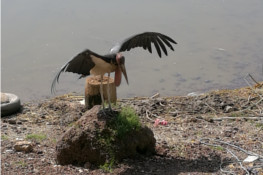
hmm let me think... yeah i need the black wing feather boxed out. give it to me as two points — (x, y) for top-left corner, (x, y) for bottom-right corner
(159, 36), (175, 51)
(152, 38), (162, 57)
(51, 49), (96, 93)
(116, 32), (177, 58)
(146, 36), (152, 53)
(156, 36), (168, 56)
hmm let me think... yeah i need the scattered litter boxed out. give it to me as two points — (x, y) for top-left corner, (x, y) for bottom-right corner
(243, 156), (259, 163)
(79, 99), (85, 105)
(187, 92), (203, 97)
(154, 119), (168, 127)
(151, 93), (160, 99)
(217, 48), (225, 51)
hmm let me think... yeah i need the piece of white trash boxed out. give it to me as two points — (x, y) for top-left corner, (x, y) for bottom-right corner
(79, 99), (85, 105)
(243, 156), (259, 163)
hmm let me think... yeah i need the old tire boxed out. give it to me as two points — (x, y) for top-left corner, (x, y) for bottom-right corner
(1, 93), (21, 117)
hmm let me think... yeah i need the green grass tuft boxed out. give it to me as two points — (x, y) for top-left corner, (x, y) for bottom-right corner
(99, 158), (115, 173)
(113, 107), (141, 138)
(255, 123), (263, 129)
(15, 160), (27, 167)
(1, 134), (9, 141)
(26, 133), (47, 142)
(97, 106), (141, 170)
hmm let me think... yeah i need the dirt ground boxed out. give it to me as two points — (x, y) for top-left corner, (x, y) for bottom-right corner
(1, 85), (263, 175)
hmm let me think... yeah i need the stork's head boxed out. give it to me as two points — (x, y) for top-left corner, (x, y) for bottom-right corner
(115, 53), (129, 86)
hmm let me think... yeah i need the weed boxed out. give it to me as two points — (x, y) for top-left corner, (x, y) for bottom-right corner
(208, 145), (224, 151)
(99, 157), (115, 173)
(215, 146), (224, 151)
(229, 111), (245, 117)
(68, 122), (80, 129)
(97, 106), (141, 170)
(68, 122), (75, 127)
(255, 123), (263, 129)
(15, 160), (27, 167)
(26, 133), (47, 142)
(113, 106), (141, 138)
(50, 138), (57, 144)
(113, 107), (141, 138)
(195, 130), (203, 136)
(1, 134), (8, 141)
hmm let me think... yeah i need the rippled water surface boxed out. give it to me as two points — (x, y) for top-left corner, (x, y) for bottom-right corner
(2, 0), (263, 102)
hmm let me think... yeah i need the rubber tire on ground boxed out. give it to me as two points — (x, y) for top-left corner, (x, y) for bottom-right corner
(1, 93), (21, 117)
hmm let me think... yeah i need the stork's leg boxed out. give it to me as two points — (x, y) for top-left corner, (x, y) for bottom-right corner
(100, 75), (105, 109)
(107, 73), (112, 110)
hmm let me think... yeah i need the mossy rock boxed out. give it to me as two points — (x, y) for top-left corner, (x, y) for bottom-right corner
(55, 105), (156, 166)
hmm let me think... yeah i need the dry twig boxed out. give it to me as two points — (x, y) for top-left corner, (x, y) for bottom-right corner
(211, 116), (263, 121)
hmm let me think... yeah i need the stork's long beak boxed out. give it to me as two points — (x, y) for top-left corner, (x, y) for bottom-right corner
(120, 64), (129, 85)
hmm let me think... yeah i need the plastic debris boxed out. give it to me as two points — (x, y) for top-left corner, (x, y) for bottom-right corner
(243, 156), (259, 163)
(154, 119), (168, 127)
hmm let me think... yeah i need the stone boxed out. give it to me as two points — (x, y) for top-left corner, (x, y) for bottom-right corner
(14, 141), (33, 153)
(8, 119), (17, 125)
(55, 105), (156, 166)
(224, 105), (233, 113)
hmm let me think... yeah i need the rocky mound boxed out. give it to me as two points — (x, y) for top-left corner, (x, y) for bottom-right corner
(55, 105), (156, 166)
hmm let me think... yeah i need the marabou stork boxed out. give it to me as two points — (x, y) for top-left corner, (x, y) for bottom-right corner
(51, 32), (177, 110)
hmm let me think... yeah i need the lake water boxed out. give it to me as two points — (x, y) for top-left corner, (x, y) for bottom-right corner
(2, 0), (263, 102)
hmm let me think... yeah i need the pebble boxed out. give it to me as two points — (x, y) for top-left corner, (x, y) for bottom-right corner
(16, 138), (24, 141)
(8, 119), (16, 125)
(4, 149), (13, 153)
(2, 124), (7, 128)
(19, 119), (28, 122)
(225, 106), (233, 113)
(17, 121), (23, 125)
(14, 141), (33, 153)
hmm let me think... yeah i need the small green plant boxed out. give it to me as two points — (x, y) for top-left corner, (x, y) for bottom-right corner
(113, 106), (141, 138)
(26, 133), (47, 142)
(229, 111), (246, 117)
(68, 122), (80, 129)
(208, 145), (224, 151)
(1, 134), (9, 141)
(97, 106), (141, 171)
(99, 158), (115, 173)
(15, 160), (27, 167)
(255, 123), (263, 129)
(214, 146), (224, 151)
(68, 122), (75, 127)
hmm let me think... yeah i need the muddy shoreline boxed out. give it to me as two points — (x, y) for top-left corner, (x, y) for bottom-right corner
(1, 85), (263, 174)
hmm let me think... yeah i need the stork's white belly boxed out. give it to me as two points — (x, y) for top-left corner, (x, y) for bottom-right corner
(90, 55), (116, 75)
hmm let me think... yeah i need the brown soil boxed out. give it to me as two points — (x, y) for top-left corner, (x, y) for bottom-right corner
(1, 85), (263, 175)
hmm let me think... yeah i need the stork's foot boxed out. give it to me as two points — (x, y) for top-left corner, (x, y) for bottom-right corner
(98, 106), (116, 118)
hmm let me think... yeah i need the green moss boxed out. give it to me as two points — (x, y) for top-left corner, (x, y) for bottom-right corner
(112, 106), (141, 138)
(97, 106), (141, 171)
(26, 133), (47, 142)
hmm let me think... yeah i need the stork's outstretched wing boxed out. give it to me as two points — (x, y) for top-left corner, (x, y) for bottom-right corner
(51, 49), (97, 93)
(110, 32), (177, 58)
